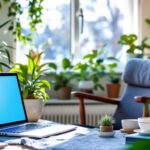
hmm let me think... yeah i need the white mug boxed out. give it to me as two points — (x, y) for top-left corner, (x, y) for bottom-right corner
(121, 119), (139, 130)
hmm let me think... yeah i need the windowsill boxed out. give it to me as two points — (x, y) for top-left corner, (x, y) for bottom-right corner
(45, 99), (113, 105)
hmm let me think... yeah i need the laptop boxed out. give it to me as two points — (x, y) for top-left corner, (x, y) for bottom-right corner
(0, 73), (76, 138)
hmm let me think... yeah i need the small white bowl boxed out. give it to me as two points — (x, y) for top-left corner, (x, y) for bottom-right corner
(138, 117), (150, 132)
(121, 119), (139, 130)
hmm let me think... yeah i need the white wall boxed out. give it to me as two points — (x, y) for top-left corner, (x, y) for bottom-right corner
(139, 0), (150, 56)
(139, 0), (150, 37)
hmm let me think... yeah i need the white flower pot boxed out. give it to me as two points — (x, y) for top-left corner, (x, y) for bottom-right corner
(23, 99), (43, 122)
(78, 80), (94, 89)
(78, 80), (94, 93)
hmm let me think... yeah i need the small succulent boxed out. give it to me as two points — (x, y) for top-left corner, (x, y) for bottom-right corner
(99, 115), (113, 126)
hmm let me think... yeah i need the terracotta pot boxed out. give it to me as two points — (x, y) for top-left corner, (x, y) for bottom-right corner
(106, 83), (121, 98)
(100, 126), (113, 132)
(24, 99), (43, 122)
(57, 87), (71, 99)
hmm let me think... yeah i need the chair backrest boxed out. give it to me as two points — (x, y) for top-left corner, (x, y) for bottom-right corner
(114, 58), (150, 129)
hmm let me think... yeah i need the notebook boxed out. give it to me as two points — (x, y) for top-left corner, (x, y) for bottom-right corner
(125, 133), (150, 144)
(0, 73), (76, 138)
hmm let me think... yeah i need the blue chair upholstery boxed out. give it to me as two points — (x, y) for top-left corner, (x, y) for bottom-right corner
(72, 58), (150, 129)
(114, 58), (150, 129)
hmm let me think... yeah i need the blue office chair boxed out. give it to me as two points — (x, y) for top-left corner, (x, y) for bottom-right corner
(72, 58), (150, 129)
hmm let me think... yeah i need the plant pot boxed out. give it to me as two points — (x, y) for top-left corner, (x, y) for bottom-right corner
(78, 80), (94, 93)
(100, 126), (113, 132)
(23, 99), (43, 122)
(57, 87), (71, 99)
(106, 83), (121, 98)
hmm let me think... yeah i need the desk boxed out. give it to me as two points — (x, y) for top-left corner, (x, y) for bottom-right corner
(0, 122), (127, 150)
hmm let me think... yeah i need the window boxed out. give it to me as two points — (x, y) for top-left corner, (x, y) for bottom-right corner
(16, 0), (71, 63)
(16, 0), (138, 64)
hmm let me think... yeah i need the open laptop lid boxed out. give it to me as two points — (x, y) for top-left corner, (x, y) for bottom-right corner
(0, 73), (27, 127)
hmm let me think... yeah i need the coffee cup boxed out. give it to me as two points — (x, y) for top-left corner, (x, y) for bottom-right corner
(138, 117), (150, 132)
(121, 119), (139, 130)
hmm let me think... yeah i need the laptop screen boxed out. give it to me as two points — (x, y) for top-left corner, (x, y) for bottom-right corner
(0, 73), (27, 126)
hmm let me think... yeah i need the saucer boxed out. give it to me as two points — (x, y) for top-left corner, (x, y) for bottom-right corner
(120, 128), (135, 134)
(99, 131), (115, 137)
(134, 129), (150, 135)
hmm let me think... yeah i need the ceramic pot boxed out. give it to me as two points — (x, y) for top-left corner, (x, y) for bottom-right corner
(57, 87), (71, 99)
(100, 126), (113, 132)
(78, 80), (94, 93)
(24, 99), (43, 122)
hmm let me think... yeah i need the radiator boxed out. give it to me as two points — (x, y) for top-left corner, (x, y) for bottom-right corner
(41, 102), (116, 126)
(42, 113), (112, 126)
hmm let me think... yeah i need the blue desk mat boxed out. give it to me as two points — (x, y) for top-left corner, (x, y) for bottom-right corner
(0, 121), (126, 150)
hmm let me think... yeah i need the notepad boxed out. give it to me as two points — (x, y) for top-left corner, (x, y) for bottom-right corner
(126, 133), (150, 144)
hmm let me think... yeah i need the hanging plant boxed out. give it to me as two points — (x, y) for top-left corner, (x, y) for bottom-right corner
(0, 0), (44, 44)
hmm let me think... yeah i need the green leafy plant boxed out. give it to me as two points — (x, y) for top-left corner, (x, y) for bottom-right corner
(0, 20), (13, 72)
(48, 58), (75, 91)
(127, 140), (150, 150)
(9, 50), (50, 100)
(118, 34), (150, 56)
(0, 42), (12, 72)
(0, 0), (44, 44)
(74, 49), (106, 91)
(118, 18), (150, 57)
(99, 114), (113, 126)
(106, 57), (120, 83)
(74, 49), (119, 91)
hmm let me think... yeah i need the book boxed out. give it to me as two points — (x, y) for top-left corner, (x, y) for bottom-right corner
(126, 133), (150, 144)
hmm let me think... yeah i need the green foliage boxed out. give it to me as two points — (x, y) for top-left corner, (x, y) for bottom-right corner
(127, 140), (150, 150)
(0, 20), (13, 72)
(74, 49), (106, 91)
(118, 34), (150, 55)
(0, 0), (44, 44)
(145, 18), (150, 26)
(99, 115), (113, 126)
(48, 58), (75, 91)
(74, 49), (119, 91)
(9, 50), (50, 100)
(0, 42), (12, 72)
(118, 18), (150, 56)
(106, 57), (120, 83)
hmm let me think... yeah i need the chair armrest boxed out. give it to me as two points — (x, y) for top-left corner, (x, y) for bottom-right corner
(135, 96), (150, 117)
(72, 91), (120, 105)
(71, 91), (120, 125)
(135, 96), (150, 103)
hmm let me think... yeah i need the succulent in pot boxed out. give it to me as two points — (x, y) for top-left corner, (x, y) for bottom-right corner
(9, 50), (51, 121)
(99, 114), (113, 132)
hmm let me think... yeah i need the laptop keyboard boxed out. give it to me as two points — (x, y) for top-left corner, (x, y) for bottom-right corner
(0, 123), (52, 133)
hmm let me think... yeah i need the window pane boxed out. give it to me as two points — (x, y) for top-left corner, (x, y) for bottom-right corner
(16, 0), (71, 63)
(79, 0), (135, 59)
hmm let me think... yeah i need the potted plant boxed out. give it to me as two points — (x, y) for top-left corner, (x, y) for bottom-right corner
(9, 50), (50, 122)
(73, 62), (94, 93)
(74, 49), (106, 93)
(99, 114), (113, 133)
(48, 58), (74, 99)
(106, 58), (121, 98)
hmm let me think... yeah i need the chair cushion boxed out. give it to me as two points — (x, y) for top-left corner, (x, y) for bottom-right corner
(123, 58), (150, 87)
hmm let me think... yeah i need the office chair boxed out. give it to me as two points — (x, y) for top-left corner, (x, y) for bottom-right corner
(72, 58), (150, 129)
